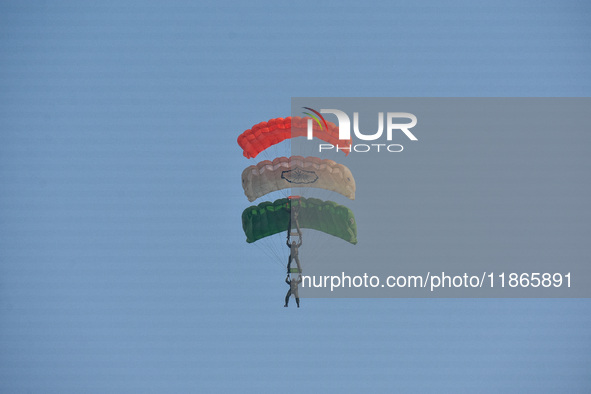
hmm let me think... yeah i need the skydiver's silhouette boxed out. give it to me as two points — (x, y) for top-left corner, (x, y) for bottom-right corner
(286, 210), (302, 274)
(286, 238), (302, 274)
(284, 274), (302, 308)
(285, 206), (302, 307)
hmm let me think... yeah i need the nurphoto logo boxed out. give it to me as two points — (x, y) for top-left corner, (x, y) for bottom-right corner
(304, 107), (418, 153)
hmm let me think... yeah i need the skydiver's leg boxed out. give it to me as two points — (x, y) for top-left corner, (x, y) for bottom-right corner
(287, 254), (292, 273)
(294, 255), (302, 273)
(284, 289), (291, 307)
(294, 288), (300, 308)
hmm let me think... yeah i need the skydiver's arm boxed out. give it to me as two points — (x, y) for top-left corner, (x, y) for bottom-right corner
(286, 239), (291, 248)
(285, 276), (290, 284)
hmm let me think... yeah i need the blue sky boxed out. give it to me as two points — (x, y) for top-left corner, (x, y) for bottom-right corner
(1, 0), (590, 392)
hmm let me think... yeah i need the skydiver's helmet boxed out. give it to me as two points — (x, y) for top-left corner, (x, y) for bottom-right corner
(291, 241), (297, 248)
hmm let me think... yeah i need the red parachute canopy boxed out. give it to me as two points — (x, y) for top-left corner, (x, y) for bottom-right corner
(237, 116), (351, 159)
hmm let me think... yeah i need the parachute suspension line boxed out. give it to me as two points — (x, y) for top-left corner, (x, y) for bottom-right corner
(252, 239), (287, 270)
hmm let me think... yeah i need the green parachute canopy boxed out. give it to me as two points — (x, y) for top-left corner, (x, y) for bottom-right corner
(242, 197), (357, 244)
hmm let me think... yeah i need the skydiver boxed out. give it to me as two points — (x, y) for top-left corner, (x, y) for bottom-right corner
(286, 236), (302, 274)
(286, 207), (302, 241)
(286, 210), (303, 274)
(284, 274), (302, 308)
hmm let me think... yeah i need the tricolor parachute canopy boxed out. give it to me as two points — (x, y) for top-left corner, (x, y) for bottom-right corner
(242, 197), (357, 244)
(241, 156), (356, 202)
(237, 117), (352, 159)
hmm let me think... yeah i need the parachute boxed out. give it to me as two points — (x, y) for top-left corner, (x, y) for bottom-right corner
(241, 156), (356, 202)
(242, 197), (357, 245)
(237, 116), (352, 159)
(238, 114), (358, 299)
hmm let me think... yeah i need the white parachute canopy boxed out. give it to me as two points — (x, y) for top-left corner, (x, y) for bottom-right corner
(241, 156), (356, 202)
